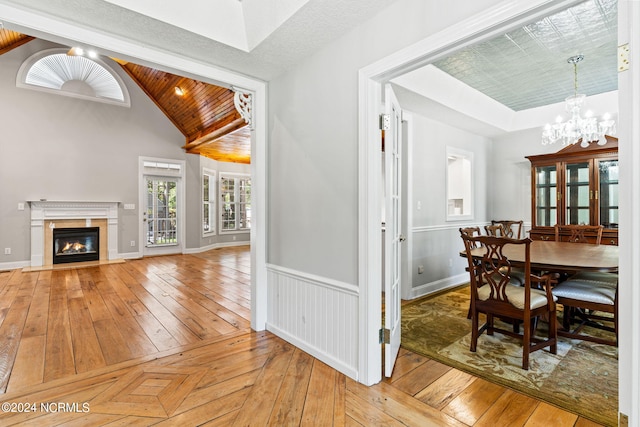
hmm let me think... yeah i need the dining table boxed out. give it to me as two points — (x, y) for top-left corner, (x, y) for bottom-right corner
(462, 240), (618, 274)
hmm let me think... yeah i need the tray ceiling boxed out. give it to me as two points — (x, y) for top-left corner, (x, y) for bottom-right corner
(431, 0), (617, 111)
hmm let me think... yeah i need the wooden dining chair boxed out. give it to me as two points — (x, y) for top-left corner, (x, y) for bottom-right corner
(485, 223), (525, 285)
(484, 224), (505, 237)
(552, 271), (618, 346)
(460, 233), (557, 370)
(491, 220), (524, 239)
(554, 224), (603, 244)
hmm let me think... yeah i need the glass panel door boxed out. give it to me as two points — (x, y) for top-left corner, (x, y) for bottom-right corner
(598, 160), (619, 229)
(565, 162), (590, 225)
(145, 178), (178, 246)
(534, 165), (557, 226)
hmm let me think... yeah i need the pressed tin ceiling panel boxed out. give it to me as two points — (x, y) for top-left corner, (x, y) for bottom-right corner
(432, 0), (617, 111)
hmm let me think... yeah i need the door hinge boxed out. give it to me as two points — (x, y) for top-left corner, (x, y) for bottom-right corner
(380, 114), (390, 130)
(379, 328), (390, 344)
(618, 43), (630, 72)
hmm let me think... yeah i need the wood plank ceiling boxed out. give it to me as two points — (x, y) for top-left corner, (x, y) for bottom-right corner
(0, 28), (251, 164)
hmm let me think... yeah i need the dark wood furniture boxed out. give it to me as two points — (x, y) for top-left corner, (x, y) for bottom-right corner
(485, 224), (505, 237)
(526, 136), (618, 245)
(554, 224), (603, 244)
(460, 234), (557, 370)
(491, 220), (524, 239)
(462, 240), (618, 275)
(552, 271), (618, 346)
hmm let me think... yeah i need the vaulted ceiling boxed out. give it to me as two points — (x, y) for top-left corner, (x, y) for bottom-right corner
(0, 28), (251, 164)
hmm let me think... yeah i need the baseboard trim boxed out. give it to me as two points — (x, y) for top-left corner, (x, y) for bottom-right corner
(266, 323), (358, 380)
(183, 241), (249, 254)
(408, 273), (469, 300)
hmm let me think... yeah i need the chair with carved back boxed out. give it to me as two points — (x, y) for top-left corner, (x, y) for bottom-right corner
(491, 220), (524, 239)
(460, 233), (557, 370)
(486, 223), (525, 285)
(554, 224), (603, 244)
(460, 227), (482, 319)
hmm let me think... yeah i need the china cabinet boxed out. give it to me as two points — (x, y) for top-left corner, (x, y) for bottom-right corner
(526, 136), (618, 245)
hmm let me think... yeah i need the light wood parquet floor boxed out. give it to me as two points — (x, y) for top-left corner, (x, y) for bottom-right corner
(0, 246), (603, 426)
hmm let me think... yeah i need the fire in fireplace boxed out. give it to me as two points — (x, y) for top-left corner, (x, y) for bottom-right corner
(52, 227), (100, 264)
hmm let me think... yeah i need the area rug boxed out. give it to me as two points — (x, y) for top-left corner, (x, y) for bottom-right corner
(401, 286), (618, 426)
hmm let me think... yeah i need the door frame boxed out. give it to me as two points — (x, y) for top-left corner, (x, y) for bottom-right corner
(357, 0), (605, 385)
(138, 157), (185, 257)
(0, 3), (268, 331)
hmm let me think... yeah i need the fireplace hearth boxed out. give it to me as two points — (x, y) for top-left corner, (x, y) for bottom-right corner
(53, 227), (100, 264)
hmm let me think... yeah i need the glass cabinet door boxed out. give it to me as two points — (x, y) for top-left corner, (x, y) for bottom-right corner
(534, 165), (557, 226)
(598, 160), (619, 229)
(565, 162), (590, 225)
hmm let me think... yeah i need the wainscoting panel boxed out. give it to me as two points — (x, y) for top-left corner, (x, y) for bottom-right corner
(266, 264), (359, 379)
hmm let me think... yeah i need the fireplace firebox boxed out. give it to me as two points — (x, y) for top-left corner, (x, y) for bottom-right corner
(52, 227), (100, 264)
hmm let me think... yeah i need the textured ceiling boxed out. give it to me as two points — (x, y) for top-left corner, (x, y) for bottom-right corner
(0, 0), (391, 81)
(432, 0), (617, 111)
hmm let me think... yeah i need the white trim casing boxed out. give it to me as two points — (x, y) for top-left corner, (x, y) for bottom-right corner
(617, 1), (640, 423)
(358, 0), (594, 386)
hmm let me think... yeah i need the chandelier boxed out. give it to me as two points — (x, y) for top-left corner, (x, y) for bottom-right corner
(541, 55), (616, 148)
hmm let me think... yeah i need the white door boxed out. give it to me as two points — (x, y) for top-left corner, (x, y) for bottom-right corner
(384, 84), (403, 377)
(143, 176), (182, 256)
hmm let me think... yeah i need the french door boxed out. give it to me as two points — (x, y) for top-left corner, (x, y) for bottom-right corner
(140, 158), (185, 257)
(384, 84), (403, 377)
(145, 177), (178, 247)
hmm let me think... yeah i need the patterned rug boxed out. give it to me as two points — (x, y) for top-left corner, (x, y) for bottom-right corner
(401, 286), (618, 427)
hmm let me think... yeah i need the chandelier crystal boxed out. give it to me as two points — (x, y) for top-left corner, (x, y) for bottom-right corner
(541, 55), (616, 148)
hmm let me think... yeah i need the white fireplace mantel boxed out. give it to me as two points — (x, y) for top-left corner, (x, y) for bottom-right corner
(29, 201), (119, 267)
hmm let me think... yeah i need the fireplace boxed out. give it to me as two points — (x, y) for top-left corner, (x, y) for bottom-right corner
(29, 201), (119, 268)
(52, 227), (100, 264)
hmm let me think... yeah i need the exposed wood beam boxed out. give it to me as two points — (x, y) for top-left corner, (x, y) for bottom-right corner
(183, 117), (247, 151)
(0, 36), (34, 56)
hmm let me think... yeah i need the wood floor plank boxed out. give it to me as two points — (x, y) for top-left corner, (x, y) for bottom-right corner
(0, 247), (605, 426)
(442, 377), (507, 426)
(346, 378), (467, 427)
(21, 271), (51, 338)
(390, 357), (452, 396)
(300, 359), (337, 426)
(474, 389), (539, 427)
(44, 272), (76, 382)
(6, 335), (45, 391)
(231, 340), (296, 426)
(67, 297), (107, 373)
(0, 271), (37, 391)
(268, 348), (314, 426)
(345, 388), (408, 427)
(524, 401), (579, 426)
(76, 273), (112, 322)
(153, 388), (251, 427)
(133, 313), (180, 352)
(93, 318), (136, 365)
(414, 367), (477, 410)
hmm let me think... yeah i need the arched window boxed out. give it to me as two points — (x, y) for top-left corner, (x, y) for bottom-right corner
(16, 48), (130, 107)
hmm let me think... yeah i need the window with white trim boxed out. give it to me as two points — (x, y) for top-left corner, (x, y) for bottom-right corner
(203, 169), (216, 235)
(220, 174), (251, 232)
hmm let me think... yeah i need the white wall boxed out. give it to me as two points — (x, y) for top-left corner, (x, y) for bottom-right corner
(405, 112), (492, 298)
(266, 0), (504, 379)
